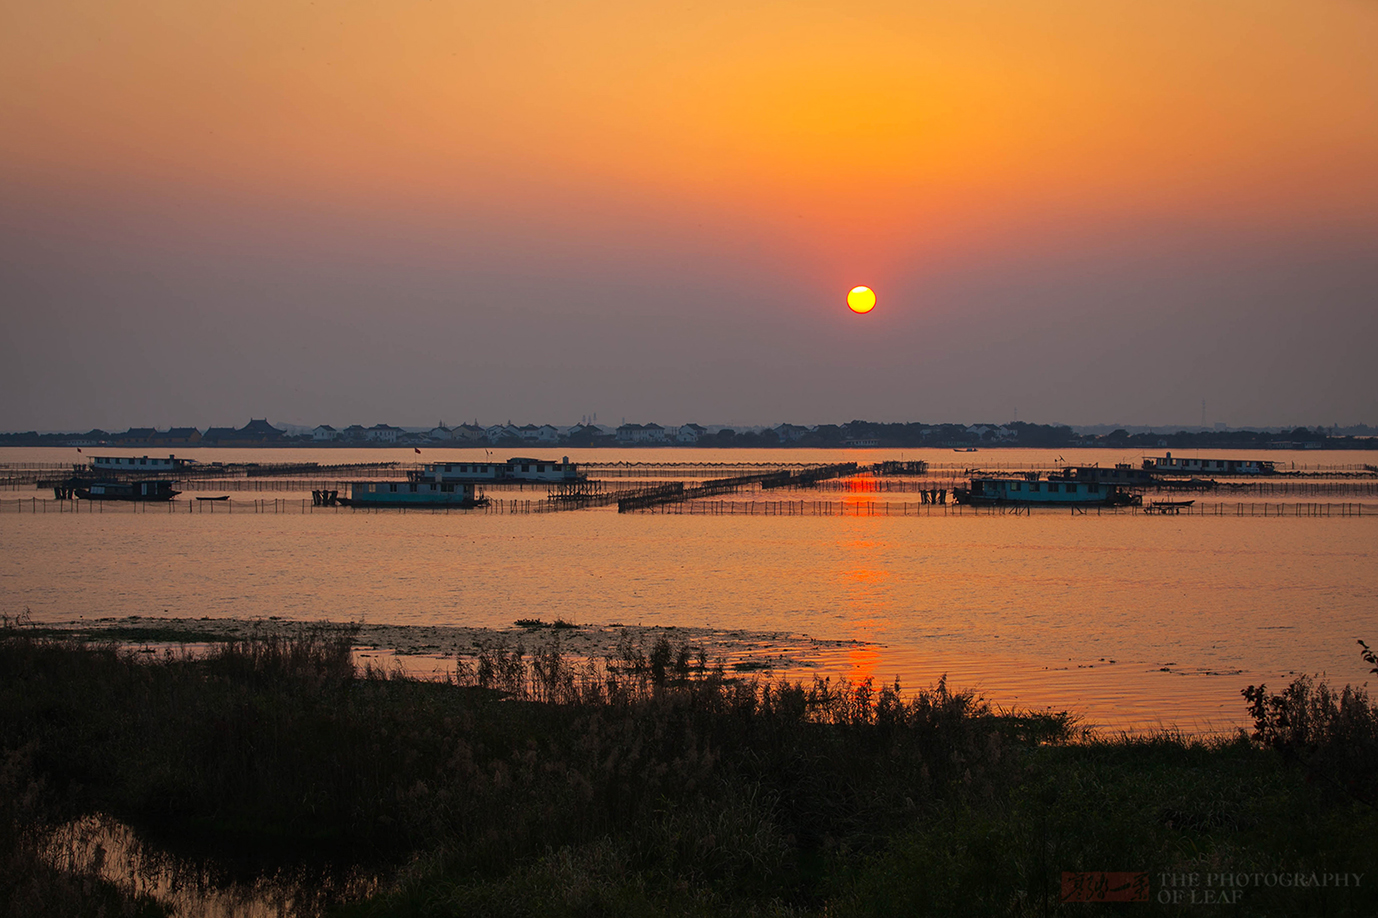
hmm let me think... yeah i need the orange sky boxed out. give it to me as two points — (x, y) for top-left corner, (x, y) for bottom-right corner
(8, 3), (1375, 227)
(2, 0), (1377, 428)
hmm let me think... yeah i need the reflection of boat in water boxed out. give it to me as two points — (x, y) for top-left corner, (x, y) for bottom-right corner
(72, 480), (180, 502)
(953, 471), (1141, 508)
(953, 448), (979, 452)
(1144, 499), (1195, 515)
(340, 480), (489, 509)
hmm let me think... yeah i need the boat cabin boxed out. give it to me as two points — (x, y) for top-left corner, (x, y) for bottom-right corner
(91, 455), (196, 473)
(956, 475), (1140, 507)
(1142, 453), (1275, 475)
(75, 480), (180, 501)
(421, 456), (581, 483)
(348, 480), (481, 508)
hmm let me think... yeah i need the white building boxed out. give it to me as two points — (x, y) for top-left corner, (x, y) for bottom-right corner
(429, 426), (454, 441)
(312, 425), (339, 442)
(455, 423), (486, 442)
(773, 423), (809, 443)
(616, 423), (667, 444)
(365, 424), (401, 443)
(676, 423), (706, 444)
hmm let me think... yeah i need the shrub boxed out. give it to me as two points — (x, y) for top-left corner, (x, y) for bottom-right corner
(1241, 641), (1378, 806)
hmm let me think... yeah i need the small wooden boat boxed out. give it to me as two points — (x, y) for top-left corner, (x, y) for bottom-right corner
(195, 495), (231, 501)
(1144, 499), (1195, 515)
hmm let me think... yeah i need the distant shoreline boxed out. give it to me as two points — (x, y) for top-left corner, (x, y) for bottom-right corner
(2, 437), (1375, 450)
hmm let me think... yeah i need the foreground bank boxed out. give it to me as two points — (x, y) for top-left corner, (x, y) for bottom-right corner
(1, 623), (1375, 917)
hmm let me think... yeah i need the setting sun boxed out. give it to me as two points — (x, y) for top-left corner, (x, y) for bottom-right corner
(847, 285), (876, 314)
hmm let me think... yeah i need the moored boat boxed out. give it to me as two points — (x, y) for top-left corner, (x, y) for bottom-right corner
(413, 456), (582, 484)
(90, 455), (197, 474)
(71, 479), (181, 501)
(340, 480), (488, 509)
(1145, 499), (1195, 515)
(953, 472), (1141, 508)
(1143, 452), (1275, 476)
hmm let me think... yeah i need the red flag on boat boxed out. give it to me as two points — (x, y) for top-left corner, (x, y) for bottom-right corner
(76, 447), (82, 453)
(414, 447), (421, 454)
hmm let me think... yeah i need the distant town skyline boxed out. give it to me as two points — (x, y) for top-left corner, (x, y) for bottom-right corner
(3, 1), (1376, 432)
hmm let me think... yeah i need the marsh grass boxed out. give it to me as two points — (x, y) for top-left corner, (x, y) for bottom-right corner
(2, 621), (1376, 917)
(1242, 644), (1378, 808)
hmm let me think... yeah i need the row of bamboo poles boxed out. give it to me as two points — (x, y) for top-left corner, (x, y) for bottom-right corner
(3, 498), (1370, 517)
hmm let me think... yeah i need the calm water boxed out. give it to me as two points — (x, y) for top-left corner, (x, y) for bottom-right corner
(3, 446), (1376, 732)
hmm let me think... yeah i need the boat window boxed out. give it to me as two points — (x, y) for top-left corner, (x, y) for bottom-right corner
(1090, 484), (1100, 493)
(389, 484), (398, 492)
(442, 484), (453, 493)
(1011, 482), (1021, 491)
(1050, 483), (1060, 493)
(1032, 483), (1041, 491)
(369, 484), (376, 493)
(409, 484), (418, 492)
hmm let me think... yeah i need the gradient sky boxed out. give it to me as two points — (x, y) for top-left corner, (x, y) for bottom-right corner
(3, 0), (1376, 431)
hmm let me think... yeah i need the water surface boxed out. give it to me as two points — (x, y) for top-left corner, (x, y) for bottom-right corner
(3, 446), (1375, 731)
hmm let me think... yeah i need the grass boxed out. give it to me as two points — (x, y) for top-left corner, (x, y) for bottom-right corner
(1, 620), (1375, 917)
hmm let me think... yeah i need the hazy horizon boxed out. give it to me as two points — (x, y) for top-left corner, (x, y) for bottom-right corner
(4, 1), (1376, 432)
(3, 418), (1371, 438)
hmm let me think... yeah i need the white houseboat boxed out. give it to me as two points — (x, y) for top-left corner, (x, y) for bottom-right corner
(416, 456), (582, 484)
(342, 480), (486, 509)
(90, 455), (197, 473)
(1142, 453), (1275, 475)
(954, 473), (1141, 508)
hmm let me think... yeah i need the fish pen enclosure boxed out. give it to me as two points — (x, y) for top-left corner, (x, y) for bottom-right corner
(624, 500), (1373, 517)
(0, 497), (550, 515)
(2, 497), (1372, 518)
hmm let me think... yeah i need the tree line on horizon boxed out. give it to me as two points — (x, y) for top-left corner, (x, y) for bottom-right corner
(0, 419), (1370, 450)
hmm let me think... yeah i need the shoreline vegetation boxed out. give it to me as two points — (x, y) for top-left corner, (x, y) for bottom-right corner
(11, 616), (869, 681)
(2, 619), (1375, 917)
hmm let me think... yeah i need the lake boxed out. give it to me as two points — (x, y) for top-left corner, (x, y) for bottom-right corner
(3, 446), (1375, 732)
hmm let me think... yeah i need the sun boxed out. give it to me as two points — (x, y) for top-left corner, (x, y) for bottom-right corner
(847, 285), (876, 314)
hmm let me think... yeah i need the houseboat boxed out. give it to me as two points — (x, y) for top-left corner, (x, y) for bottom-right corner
(1142, 453), (1275, 476)
(414, 456), (582, 484)
(90, 455), (197, 474)
(341, 480), (487, 509)
(954, 473), (1141, 508)
(1065, 464), (1157, 486)
(72, 479), (181, 501)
